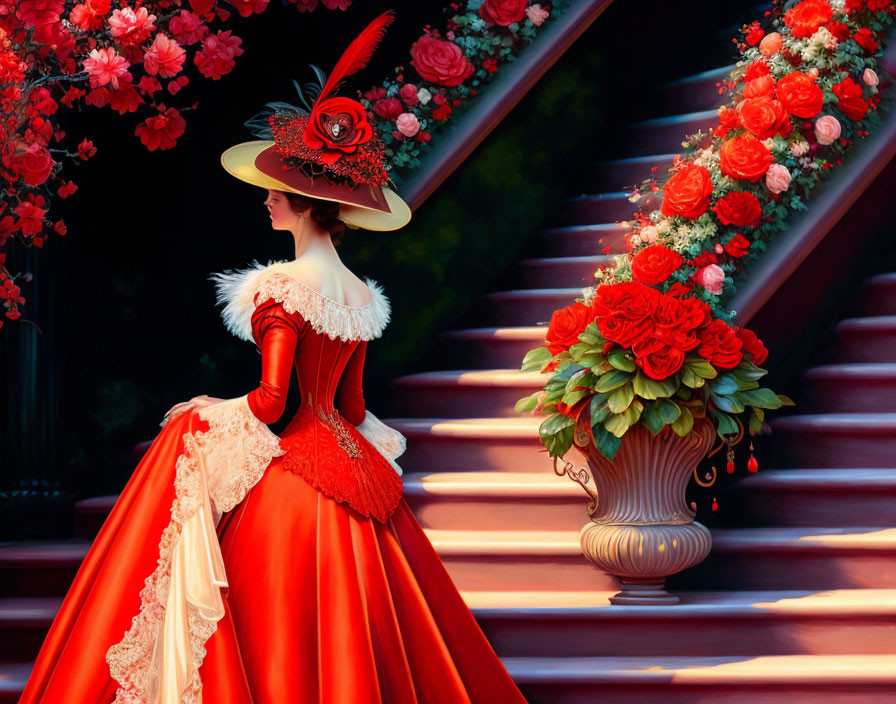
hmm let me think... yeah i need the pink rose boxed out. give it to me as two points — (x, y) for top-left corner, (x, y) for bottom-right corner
(640, 225), (658, 243)
(395, 112), (420, 137)
(790, 140), (809, 156)
(399, 83), (418, 106)
(526, 3), (549, 25)
(759, 32), (783, 56)
(863, 68), (879, 87)
(694, 264), (725, 294)
(814, 115), (841, 145)
(765, 164), (791, 194)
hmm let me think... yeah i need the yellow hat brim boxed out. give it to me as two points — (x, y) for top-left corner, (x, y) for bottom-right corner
(221, 141), (411, 232)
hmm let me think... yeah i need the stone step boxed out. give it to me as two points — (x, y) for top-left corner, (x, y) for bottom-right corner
(802, 364), (896, 413)
(554, 191), (644, 227)
(0, 541), (88, 598)
(771, 413), (896, 469)
(507, 654), (896, 704)
(0, 663), (33, 703)
(853, 272), (896, 317)
(535, 223), (629, 257)
(393, 370), (546, 418)
(0, 597), (61, 662)
(728, 468), (896, 528)
(483, 288), (581, 327)
(387, 417), (551, 474)
(834, 316), (896, 363)
(439, 326), (547, 370)
(626, 109), (718, 157)
(468, 589), (896, 657)
(661, 64), (734, 114)
(592, 153), (676, 192)
(514, 255), (612, 289)
(404, 472), (588, 531)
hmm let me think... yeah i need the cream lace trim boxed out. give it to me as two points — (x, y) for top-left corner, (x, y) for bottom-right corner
(357, 410), (406, 477)
(212, 260), (391, 343)
(106, 396), (283, 704)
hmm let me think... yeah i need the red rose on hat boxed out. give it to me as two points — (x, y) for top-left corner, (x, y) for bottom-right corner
(631, 244), (684, 286)
(833, 77), (869, 121)
(713, 191), (762, 227)
(410, 33), (474, 87)
(739, 96), (791, 140)
(661, 163), (714, 219)
(719, 134), (773, 182)
(783, 0), (833, 38)
(545, 301), (595, 355)
(697, 319), (744, 369)
(775, 72), (823, 118)
(479, 0), (526, 26)
(302, 96), (373, 164)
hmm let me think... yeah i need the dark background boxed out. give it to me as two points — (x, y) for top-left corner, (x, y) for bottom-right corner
(1, 0), (764, 536)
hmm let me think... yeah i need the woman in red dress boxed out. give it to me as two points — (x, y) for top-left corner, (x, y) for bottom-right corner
(19, 12), (528, 704)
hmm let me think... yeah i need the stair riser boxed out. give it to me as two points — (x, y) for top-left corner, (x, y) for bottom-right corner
(518, 683), (896, 704)
(673, 551), (896, 591)
(481, 617), (896, 658)
(834, 331), (896, 363)
(0, 626), (52, 663)
(514, 259), (607, 289)
(537, 225), (629, 256)
(729, 487), (896, 528)
(441, 554), (618, 593)
(400, 435), (553, 473)
(554, 197), (641, 227)
(626, 115), (717, 157)
(441, 335), (545, 370)
(662, 69), (732, 114)
(393, 384), (543, 418)
(773, 429), (896, 469)
(406, 494), (588, 532)
(484, 293), (577, 327)
(592, 156), (675, 192)
(853, 282), (896, 317)
(0, 568), (80, 599)
(802, 375), (896, 413)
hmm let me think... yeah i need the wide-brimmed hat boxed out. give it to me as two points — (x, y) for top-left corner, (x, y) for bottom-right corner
(221, 11), (411, 231)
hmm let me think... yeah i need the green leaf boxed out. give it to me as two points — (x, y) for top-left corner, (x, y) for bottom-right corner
(633, 372), (677, 400)
(711, 410), (739, 438)
(711, 374), (738, 396)
(711, 392), (745, 414)
(778, 394), (796, 407)
(681, 368), (705, 388)
(608, 383), (635, 414)
(552, 362), (586, 383)
(740, 388), (784, 410)
(539, 413), (574, 437)
(589, 392), (609, 418)
(514, 393), (538, 413)
(736, 377), (760, 391)
(543, 424), (574, 458)
(578, 322), (602, 345)
(521, 346), (552, 372)
(749, 409), (764, 435)
(603, 410), (632, 438)
(642, 402), (665, 435)
(607, 348), (636, 372)
(594, 369), (633, 393)
(657, 398), (682, 424)
(670, 406), (694, 437)
(565, 369), (594, 394)
(592, 425), (622, 460)
(736, 360), (767, 381)
(561, 388), (589, 407)
(568, 342), (596, 362)
(687, 360), (718, 379)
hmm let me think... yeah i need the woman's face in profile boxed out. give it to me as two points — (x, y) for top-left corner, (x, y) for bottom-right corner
(264, 189), (299, 230)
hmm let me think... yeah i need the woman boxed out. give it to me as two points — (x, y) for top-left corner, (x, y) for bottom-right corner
(20, 12), (528, 704)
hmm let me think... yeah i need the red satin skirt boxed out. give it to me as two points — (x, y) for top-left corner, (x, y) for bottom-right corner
(19, 411), (527, 704)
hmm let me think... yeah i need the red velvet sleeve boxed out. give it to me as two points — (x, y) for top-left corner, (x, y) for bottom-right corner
(246, 300), (300, 424)
(337, 341), (367, 427)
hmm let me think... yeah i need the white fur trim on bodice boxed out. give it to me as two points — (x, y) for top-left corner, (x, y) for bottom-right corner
(211, 260), (391, 343)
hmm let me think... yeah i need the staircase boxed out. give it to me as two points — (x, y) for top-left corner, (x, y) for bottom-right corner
(3, 55), (896, 704)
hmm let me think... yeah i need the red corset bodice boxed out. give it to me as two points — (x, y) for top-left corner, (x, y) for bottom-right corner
(245, 296), (402, 523)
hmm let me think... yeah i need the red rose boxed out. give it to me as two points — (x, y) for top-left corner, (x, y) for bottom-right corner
(833, 77), (869, 121)
(853, 28), (879, 54)
(697, 319), (744, 369)
(825, 21), (850, 41)
(410, 33), (474, 87)
(734, 326), (768, 365)
(713, 191), (762, 227)
(302, 96), (373, 164)
(783, 0), (833, 38)
(692, 252), (718, 268)
(744, 60), (771, 82)
(743, 75), (775, 100)
(661, 164), (714, 219)
(372, 97), (402, 120)
(479, 0), (526, 26)
(545, 301), (595, 355)
(399, 83), (418, 106)
(666, 281), (692, 297)
(631, 244), (684, 286)
(632, 338), (686, 381)
(746, 26), (764, 46)
(431, 104), (452, 120)
(775, 72), (823, 118)
(653, 294), (709, 352)
(718, 106), (741, 131)
(724, 233), (752, 258)
(17, 143), (55, 186)
(364, 86), (386, 102)
(592, 281), (660, 348)
(719, 134), (773, 182)
(739, 97), (791, 140)
(134, 107), (186, 151)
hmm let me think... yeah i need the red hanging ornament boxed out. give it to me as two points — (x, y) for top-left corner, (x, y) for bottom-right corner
(747, 455), (759, 473)
(726, 446), (735, 474)
(711, 497), (719, 512)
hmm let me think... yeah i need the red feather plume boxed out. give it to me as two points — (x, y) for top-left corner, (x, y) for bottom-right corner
(317, 10), (395, 104)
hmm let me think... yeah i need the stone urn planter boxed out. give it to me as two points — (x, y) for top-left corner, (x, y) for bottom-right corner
(566, 415), (717, 605)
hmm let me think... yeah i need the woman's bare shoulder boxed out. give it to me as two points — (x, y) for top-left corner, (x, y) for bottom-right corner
(272, 259), (371, 307)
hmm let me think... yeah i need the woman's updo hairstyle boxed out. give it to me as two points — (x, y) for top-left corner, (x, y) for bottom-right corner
(283, 192), (346, 245)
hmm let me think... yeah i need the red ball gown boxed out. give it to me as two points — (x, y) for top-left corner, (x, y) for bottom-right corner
(19, 261), (528, 704)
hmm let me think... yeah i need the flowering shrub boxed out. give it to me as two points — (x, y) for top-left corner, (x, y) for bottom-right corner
(0, 0), (350, 327)
(520, 0), (895, 460)
(359, 0), (570, 172)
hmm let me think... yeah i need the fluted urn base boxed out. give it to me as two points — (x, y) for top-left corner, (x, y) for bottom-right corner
(574, 420), (717, 605)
